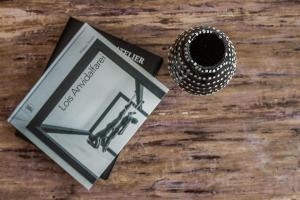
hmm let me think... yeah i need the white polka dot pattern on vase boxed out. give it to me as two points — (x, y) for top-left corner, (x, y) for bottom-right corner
(168, 26), (237, 95)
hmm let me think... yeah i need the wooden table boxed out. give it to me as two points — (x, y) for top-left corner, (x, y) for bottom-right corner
(0, 1), (299, 199)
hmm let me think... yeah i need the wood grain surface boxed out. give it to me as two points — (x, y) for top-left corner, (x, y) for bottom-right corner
(0, 0), (299, 199)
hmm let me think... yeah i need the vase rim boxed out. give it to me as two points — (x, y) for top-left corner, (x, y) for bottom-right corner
(184, 27), (227, 72)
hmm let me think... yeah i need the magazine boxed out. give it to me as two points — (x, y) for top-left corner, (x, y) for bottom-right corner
(8, 23), (168, 189)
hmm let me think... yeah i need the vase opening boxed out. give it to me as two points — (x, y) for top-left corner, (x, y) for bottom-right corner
(189, 33), (225, 68)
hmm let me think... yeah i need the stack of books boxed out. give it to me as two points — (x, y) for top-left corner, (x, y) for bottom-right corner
(8, 17), (168, 189)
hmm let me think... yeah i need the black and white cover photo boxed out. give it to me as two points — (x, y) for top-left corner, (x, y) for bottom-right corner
(8, 23), (168, 189)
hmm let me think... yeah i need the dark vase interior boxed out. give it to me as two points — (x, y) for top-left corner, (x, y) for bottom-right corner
(189, 33), (225, 68)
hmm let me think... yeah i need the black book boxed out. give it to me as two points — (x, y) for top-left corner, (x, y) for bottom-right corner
(15, 17), (163, 180)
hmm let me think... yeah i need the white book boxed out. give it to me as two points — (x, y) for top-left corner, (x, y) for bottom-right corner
(8, 23), (168, 189)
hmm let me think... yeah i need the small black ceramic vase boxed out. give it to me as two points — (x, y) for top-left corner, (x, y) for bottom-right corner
(168, 26), (237, 95)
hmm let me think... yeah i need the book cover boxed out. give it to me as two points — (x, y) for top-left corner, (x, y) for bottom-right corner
(8, 23), (168, 189)
(15, 17), (163, 180)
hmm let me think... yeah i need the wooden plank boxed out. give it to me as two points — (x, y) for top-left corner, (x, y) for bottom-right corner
(0, 0), (299, 199)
